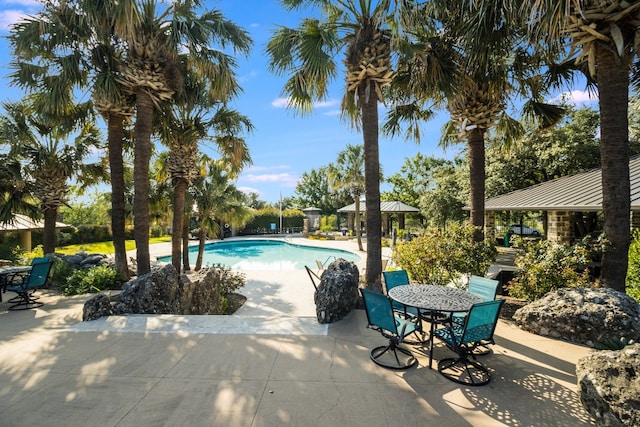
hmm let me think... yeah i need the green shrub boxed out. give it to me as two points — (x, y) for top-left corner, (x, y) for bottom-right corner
(626, 229), (640, 303)
(508, 237), (597, 301)
(61, 264), (123, 296)
(48, 257), (76, 290)
(392, 223), (497, 286)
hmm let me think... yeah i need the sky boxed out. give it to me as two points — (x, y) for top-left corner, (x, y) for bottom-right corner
(0, 0), (598, 204)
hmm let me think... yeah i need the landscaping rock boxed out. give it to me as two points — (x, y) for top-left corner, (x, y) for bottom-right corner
(315, 258), (359, 324)
(576, 344), (640, 426)
(513, 287), (640, 347)
(112, 264), (183, 315)
(82, 293), (113, 321)
(181, 268), (224, 315)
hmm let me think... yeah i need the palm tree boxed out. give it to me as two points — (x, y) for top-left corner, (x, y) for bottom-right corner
(1, 101), (103, 254)
(8, 0), (139, 279)
(116, 0), (252, 275)
(506, 0), (636, 292)
(387, 2), (563, 241)
(328, 144), (365, 251)
(267, 0), (398, 290)
(191, 162), (252, 271)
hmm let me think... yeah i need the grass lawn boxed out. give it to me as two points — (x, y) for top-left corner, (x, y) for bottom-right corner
(57, 236), (172, 255)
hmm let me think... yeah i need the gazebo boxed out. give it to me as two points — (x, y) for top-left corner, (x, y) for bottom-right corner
(483, 155), (640, 243)
(337, 200), (420, 235)
(0, 213), (68, 252)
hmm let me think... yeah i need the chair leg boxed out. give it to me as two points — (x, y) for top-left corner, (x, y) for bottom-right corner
(8, 290), (43, 311)
(437, 355), (491, 386)
(370, 342), (417, 370)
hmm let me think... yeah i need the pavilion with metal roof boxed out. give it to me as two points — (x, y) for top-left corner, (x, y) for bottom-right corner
(0, 213), (69, 252)
(483, 155), (640, 242)
(337, 200), (420, 235)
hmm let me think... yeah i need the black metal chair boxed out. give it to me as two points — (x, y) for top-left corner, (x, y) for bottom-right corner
(361, 288), (419, 370)
(305, 265), (321, 290)
(5, 259), (53, 310)
(433, 299), (504, 386)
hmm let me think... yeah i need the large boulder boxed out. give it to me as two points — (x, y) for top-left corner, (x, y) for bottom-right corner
(82, 293), (113, 321)
(112, 264), (183, 315)
(513, 287), (640, 347)
(181, 268), (224, 315)
(314, 258), (359, 324)
(576, 344), (640, 426)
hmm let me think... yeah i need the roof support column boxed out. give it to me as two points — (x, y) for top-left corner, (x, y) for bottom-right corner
(484, 211), (495, 243)
(547, 211), (572, 244)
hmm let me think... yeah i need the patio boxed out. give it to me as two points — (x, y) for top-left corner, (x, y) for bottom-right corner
(0, 239), (595, 426)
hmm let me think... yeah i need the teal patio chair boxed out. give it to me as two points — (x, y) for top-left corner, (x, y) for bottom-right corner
(5, 258), (53, 310)
(360, 288), (419, 370)
(382, 270), (429, 343)
(452, 275), (500, 324)
(433, 299), (504, 386)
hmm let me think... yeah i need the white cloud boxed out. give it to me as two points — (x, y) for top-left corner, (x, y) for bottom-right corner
(314, 99), (339, 108)
(549, 90), (598, 106)
(0, 9), (29, 31)
(242, 173), (298, 187)
(271, 97), (340, 109)
(245, 165), (290, 172)
(238, 186), (261, 195)
(271, 97), (291, 108)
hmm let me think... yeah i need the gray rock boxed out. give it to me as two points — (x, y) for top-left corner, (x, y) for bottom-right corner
(181, 268), (224, 315)
(82, 293), (113, 321)
(513, 287), (640, 347)
(314, 258), (359, 324)
(112, 264), (183, 315)
(576, 344), (640, 426)
(80, 254), (107, 266)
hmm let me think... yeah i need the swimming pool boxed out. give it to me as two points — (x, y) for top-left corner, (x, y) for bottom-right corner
(157, 239), (361, 271)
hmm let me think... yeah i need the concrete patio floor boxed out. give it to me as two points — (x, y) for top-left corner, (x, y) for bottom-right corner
(0, 238), (596, 426)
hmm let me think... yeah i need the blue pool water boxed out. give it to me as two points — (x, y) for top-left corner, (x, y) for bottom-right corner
(157, 239), (361, 271)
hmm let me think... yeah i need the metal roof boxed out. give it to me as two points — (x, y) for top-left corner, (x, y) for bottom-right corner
(0, 213), (68, 231)
(338, 200), (420, 213)
(484, 156), (640, 211)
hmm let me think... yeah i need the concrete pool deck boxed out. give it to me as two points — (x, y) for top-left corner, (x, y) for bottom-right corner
(0, 237), (596, 426)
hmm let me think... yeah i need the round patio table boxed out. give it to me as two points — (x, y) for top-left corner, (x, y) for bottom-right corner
(388, 284), (483, 368)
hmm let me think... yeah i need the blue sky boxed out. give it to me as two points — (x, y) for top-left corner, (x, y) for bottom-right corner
(0, 0), (597, 203)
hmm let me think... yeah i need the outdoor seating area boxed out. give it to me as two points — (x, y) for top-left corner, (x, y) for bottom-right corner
(0, 240), (596, 425)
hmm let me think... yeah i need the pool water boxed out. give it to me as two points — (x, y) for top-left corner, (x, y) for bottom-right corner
(157, 239), (361, 271)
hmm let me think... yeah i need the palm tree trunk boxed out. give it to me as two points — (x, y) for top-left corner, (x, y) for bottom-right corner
(355, 196), (363, 251)
(171, 178), (187, 274)
(42, 206), (57, 255)
(360, 83), (382, 292)
(107, 112), (130, 280)
(195, 228), (206, 271)
(468, 128), (486, 242)
(182, 216), (190, 271)
(133, 91), (154, 275)
(597, 46), (631, 292)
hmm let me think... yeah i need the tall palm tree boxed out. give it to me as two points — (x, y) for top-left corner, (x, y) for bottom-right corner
(1, 101), (103, 254)
(191, 162), (252, 271)
(8, 0), (139, 279)
(159, 105), (252, 274)
(328, 144), (365, 251)
(387, 2), (563, 241)
(505, 0), (637, 291)
(267, 0), (398, 290)
(116, 0), (252, 275)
